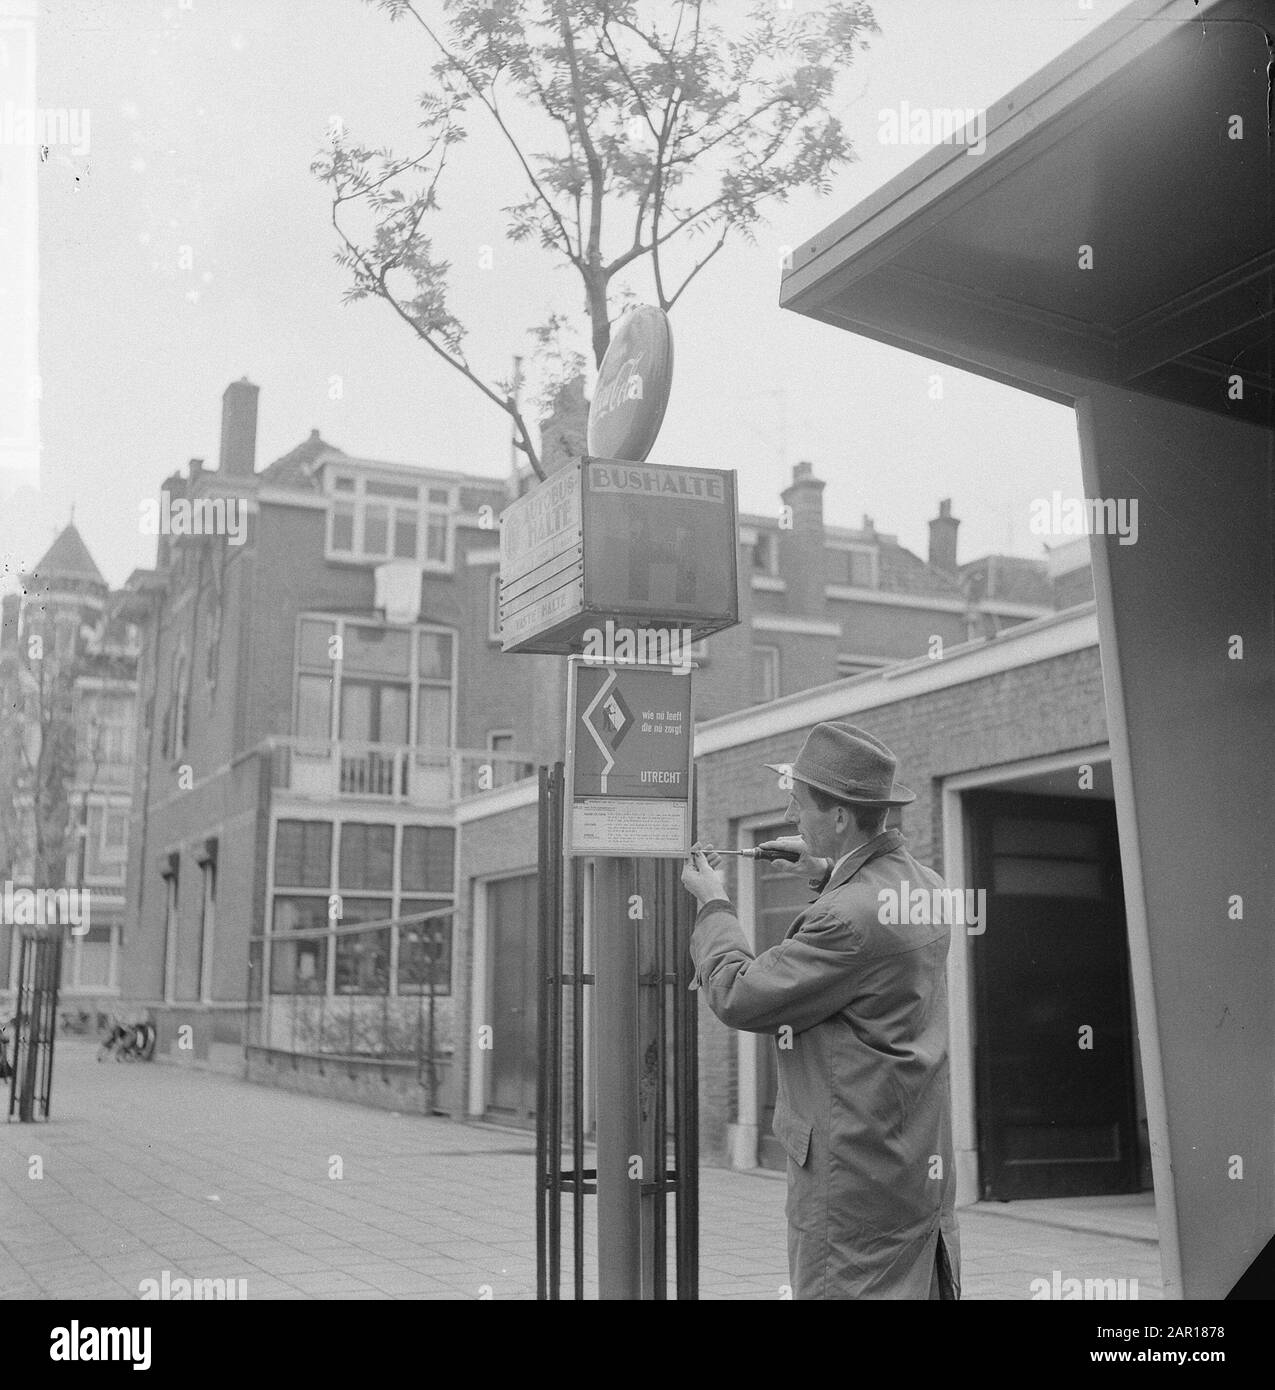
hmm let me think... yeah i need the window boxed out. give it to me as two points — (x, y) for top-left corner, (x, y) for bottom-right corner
(393, 510), (418, 559)
(324, 473), (454, 568)
(416, 685), (451, 748)
(396, 906), (452, 995)
(990, 816), (1106, 899)
(401, 826), (454, 893)
(751, 646), (780, 704)
(84, 804), (128, 879)
(270, 937), (327, 995)
(339, 823), (395, 891)
(102, 808), (128, 857)
(164, 651), (190, 760)
(417, 632), (452, 680)
(488, 731), (514, 754)
(367, 480), (418, 500)
(197, 853), (216, 1003)
(161, 857), (180, 1005)
(843, 545), (879, 589)
(362, 504), (389, 557)
(274, 821), (332, 888)
(425, 514), (448, 564)
(296, 674), (333, 740)
(272, 894), (332, 935)
(334, 898), (391, 995)
(330, 503), (354, 553)
(294, 619), (455, 778)
(344, 624), (411, 677)
(753, 532), (778, 575)
(76, 690), (134, 764)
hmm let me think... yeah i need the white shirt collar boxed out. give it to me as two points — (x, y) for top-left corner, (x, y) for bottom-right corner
(826, 828), (890, 884)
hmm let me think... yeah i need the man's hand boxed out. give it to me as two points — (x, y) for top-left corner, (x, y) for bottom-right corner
(756, 835), (832, 882)
(681, 842), (728, 907)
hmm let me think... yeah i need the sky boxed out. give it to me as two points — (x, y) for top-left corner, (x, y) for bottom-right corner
(3, 0), (1136, 590)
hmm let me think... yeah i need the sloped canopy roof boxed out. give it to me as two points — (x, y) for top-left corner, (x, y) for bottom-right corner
(780, 0), (1272, 427)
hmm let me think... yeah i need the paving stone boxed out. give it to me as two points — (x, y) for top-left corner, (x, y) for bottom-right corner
(0, 1040), (1166, 1301)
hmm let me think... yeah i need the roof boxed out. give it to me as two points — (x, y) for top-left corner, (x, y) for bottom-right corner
(779, 0), (1272, 428)
(960, 554), (1053, 607)
(875, 543), (964, 599)
(30, 523), (106, 587)
(257, 433), (511, 501)
(743, 512), (962, 601)
(257, 431), (350, 493)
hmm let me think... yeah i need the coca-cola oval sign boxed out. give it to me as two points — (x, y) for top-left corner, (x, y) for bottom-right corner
(587, 306), (673, 463)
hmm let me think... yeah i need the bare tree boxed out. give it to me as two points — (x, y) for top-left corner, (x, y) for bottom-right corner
(315, 0), (878, 479)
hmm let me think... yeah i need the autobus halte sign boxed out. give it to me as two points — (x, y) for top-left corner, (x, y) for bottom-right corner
(498, 457), (739, 654)
(586, 305), (674, 464)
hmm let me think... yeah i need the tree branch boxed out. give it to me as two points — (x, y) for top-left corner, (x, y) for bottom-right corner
(397, 0), (581, 270)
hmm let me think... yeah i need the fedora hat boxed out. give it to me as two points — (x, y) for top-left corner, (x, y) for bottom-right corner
(765, 722), (915, 806)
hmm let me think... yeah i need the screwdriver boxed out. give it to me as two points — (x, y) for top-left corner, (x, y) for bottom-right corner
(710, 846), (803, 863)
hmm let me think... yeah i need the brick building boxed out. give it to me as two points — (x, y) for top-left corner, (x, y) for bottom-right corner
(0, 524), (142, 1022)
(119, 376), (1094, 1131)
(119, 379), (558, 1081)
(453, 603), (1147, 1209)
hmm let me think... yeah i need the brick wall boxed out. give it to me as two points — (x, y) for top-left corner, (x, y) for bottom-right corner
(690, 644), (1106, 1161)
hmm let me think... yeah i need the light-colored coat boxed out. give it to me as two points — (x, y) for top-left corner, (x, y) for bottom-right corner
(691, 827), (961, 1300)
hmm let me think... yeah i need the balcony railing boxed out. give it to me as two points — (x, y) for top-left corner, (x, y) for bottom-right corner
(265, 739), (537, 806)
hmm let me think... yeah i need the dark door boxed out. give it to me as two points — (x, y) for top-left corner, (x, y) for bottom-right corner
(486, 873), (539, 1125)
(751, 826), (811, 1171)
(967, 791), (1138, 1199)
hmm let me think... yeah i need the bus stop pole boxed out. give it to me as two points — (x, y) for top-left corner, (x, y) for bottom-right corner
(594, 855), (644, 1298)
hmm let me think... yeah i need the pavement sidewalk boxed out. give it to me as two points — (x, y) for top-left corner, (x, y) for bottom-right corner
(0, 1042), (1162, 1300)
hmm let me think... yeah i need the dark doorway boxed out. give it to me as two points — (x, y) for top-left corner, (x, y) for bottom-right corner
(750, 825), (810, 1171)
(486, 873), (539, 1126)
(966, 791), (1139, 1199)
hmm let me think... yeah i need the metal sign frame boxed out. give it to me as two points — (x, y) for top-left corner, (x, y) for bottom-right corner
(564, 656), (695, 859)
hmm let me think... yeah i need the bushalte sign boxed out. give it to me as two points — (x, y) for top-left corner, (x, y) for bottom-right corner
(498, 457), (738, 653)
(565, 658), (694, 858)
(586, 306), (674, 463)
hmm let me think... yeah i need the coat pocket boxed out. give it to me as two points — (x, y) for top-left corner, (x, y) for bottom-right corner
(772, 1100), (813, 1168)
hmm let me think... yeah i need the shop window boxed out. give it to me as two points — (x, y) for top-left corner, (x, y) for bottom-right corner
(274, 821), (332, 889)
(401, 826), (454, 893)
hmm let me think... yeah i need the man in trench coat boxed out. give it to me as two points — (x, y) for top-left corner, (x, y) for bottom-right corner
(682, 722), (961, 1300)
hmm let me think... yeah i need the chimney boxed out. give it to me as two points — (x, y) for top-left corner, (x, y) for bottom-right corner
(779, 460), (827, 616)
(218, 378), (259, 477)
(539, 372), (589, 477)
(929, 497), (960, 574)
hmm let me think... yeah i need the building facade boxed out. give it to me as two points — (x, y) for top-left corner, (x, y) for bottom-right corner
(0, 524), (141, 1024)
(119, 377), (1094, 1124)
(452, 604), (1147, 1212)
